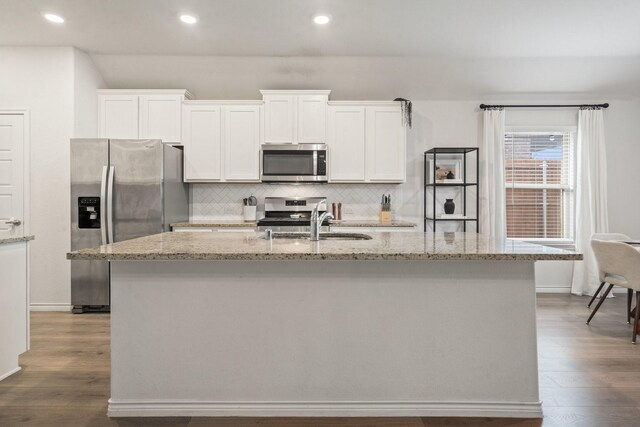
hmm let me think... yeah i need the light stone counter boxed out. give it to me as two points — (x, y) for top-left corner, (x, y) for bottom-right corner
(170, 220), (257, 228)
(66, 231), (579, 261)
(170, 220), (416, 228)
(331, 220), (416, 228)
(0, 235), (34, 245)
(85, 230), (579, 418)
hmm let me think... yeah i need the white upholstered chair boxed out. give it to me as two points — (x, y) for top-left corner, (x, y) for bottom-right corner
(588, 233), (632, 323)
(588, 239), (640, 343)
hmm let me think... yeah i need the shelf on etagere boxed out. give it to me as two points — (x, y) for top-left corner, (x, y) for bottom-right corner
(423, 147), (480, 233)
(425, 147), (478, 154)
(425, 217), (478, 222)
(424, 182), (478, 187)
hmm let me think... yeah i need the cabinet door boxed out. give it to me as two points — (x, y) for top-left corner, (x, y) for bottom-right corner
(139, 95), (183, 142)
(366, 107), (406, 182)
(327, 106), (366, 181)
(297, 95), (327, 143)
(223, 105), (261, 181)
(98, 95), (139, 139)
(264, 95), (294, 143)
(182, 105), (222, 181)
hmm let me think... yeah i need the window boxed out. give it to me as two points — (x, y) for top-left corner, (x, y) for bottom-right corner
(504, 128), (576, 243)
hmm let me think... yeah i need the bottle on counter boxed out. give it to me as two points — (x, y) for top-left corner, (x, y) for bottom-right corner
(332, 203), (337, 220)
(337, 203), (342, 221)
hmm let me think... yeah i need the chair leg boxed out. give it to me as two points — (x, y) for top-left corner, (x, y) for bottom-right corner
(588, 282), (606, 308)
(587, 283), (614, 325)
(628, 289), (633, 324)
(633, 291), (640, 344)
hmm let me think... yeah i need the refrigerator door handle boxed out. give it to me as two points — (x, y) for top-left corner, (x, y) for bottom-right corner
(100, 165), (108, 245)
(107, 165), (115, 244)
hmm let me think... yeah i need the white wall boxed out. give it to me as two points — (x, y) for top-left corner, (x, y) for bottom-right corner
(0, 47), (74, 310)
(91, 54), (640, 101)
(73, 49), (106, 138)
(0, 47), (105, 309)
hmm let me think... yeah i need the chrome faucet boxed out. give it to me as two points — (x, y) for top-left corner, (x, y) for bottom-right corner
(310, 200), (333, 241)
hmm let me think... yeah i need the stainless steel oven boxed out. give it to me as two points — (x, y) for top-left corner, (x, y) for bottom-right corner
(261, 144), (327, 183)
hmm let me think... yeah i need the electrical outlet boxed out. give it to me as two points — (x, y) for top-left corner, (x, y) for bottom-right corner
(344, 207), (354, 215)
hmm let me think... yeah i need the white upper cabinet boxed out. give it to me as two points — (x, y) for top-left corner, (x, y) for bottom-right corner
(223, 105), (261, 181)
(139, 94), (184, 142)
(327, 102), (406, 183)
(99, 94), (139, 139)
(183, 103), (222, 181)
(366, 105), (406, 182)
(182, 101), (262, 182)
(297, 95), (327, 143)
(98, 90), (192, 142)
(263, 94), (295, 143)
(261, 90), (330, 144)
(327, 105), (366, 182)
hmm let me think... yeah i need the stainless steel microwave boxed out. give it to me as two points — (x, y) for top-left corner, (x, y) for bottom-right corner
(261, 144), (328, 183)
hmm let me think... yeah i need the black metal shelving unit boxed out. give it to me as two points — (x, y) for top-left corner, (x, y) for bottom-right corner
(424, 147), (479, 232)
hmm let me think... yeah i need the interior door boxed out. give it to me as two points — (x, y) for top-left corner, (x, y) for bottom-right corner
(109, 139), (163, 243)
(0, 114), (25, 238)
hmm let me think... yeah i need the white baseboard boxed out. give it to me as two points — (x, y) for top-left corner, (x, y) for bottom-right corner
(536, 287), (571, 293)
(30, 303), (72, 312)
(107, 400), (543, 419)
(0, 366), (21, 381)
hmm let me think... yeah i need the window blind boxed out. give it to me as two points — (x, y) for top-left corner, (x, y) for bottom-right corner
(504, 131), (576, 241)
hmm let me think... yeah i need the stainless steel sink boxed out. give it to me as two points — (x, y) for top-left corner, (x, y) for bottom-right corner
(272, 232), (372, 240)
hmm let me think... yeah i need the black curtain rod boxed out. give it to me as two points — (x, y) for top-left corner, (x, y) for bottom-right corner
(479, 103), (609, 110)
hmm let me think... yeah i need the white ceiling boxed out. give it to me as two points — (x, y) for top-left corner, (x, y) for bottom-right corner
(1, 0), (640, 57)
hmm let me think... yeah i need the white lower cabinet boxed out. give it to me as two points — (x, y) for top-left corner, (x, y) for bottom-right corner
(182, 102), (262, 182)
(328, 102), (406, 183)
(0, 240), (29, 381)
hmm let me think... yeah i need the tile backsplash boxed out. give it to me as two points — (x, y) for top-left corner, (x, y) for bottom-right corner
(191, 183), (405, 221)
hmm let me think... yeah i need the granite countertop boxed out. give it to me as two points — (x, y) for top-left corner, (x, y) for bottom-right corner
(171, 220), (257, 228)
(331, 220), (416, 228)
(0, 235), (34, 245)
(170, 220), (416, 228)
(67, 231), (580, 262)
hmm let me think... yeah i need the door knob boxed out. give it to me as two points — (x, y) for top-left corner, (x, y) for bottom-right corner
(5, 218), (22, 226)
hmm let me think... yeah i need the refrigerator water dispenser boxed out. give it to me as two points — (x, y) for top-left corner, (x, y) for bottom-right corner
(78, 197), (101, 229)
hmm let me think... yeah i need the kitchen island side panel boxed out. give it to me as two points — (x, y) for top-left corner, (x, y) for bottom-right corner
(109, 260), (540, 418)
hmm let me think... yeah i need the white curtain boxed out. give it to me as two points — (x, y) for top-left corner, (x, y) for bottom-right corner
(571, 108), (609, 295)
(480, 109), (506, 242)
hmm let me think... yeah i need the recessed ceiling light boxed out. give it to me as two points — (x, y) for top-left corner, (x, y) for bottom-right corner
(43, 13), (65, 24)
(313, 14), (331, 25)
(180, 14), (198, 24)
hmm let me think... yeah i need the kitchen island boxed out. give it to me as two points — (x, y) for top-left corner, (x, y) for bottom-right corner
(68, 231), (580, 419)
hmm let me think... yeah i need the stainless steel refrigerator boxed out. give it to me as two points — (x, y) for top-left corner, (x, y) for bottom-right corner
(70, 139), (188, 313)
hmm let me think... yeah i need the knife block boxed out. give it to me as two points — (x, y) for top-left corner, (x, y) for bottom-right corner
(380, 210), (393, 224)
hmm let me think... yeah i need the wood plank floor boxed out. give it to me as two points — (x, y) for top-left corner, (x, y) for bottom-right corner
(1, 294), (640, 426)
